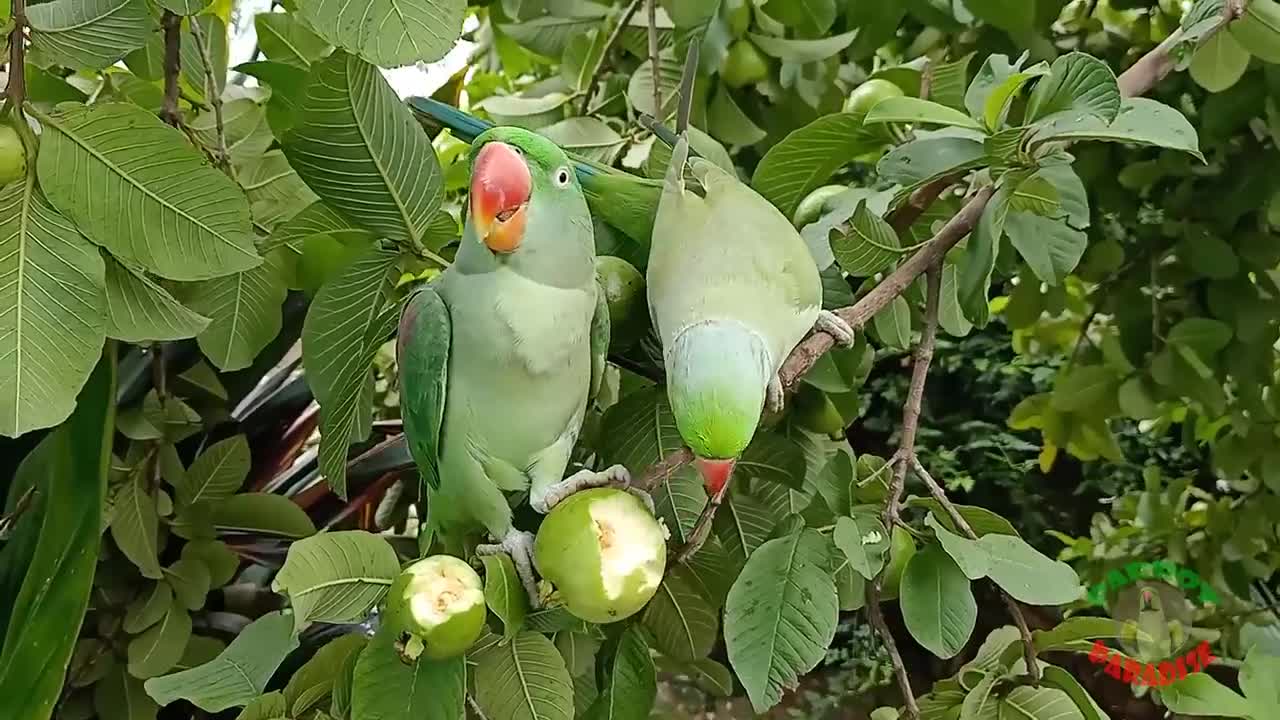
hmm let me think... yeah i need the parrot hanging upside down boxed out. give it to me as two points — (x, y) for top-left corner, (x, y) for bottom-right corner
(648, 134), (856, 549)
(397, 127), (653, 606)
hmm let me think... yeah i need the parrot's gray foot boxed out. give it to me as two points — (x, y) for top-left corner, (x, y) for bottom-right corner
(815, 310), (857, 347)
(477, 529), (540, 608)
(532, 464), (655, 516)
(766, 373), (785, 414)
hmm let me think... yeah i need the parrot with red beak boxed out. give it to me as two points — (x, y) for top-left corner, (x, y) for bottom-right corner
(647, 133), (856, 538)
(397, 127), (648, 604)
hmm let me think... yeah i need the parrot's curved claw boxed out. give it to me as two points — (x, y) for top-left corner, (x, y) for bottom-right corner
(477, 529), (540, 608)
(766, 374), (785, 415)
(532, 464), (655, 516)
(815, 310), (857, 348)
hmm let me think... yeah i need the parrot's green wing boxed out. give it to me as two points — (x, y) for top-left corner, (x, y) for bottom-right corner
(589, 280), (610, 404)
(397, 286), (451, 491)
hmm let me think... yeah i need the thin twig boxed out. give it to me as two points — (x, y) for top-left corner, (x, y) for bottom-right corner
(911, 457), (1041, 684)
(5, 0), (28, 109)
(160, 11), (182, 126)
(577, 0), (644, 115)
(647, 0), (660, 118)
(673, 480), (727, 564)
(0, 486), (37, 540)
(188, 18), (231, 174)
(888, 174), (959, 234)
(866, 564), (918, 720)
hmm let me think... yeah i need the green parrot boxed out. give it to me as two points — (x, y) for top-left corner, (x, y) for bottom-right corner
(1122, 586), (1184, 662)
(397, 127), (650, 604)
(647, 134), (856, 516)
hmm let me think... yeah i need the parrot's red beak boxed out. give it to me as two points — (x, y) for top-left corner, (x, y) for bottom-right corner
(470, 141), (531, 254)
(695, 457), (736, 497)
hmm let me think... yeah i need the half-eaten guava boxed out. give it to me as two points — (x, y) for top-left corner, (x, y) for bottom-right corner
(382, 555), (486, 661)
(533, 488), (667, 624)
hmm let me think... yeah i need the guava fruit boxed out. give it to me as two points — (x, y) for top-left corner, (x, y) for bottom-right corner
(596, 255), (646, 349)
(0, 124), (28, 187)
(720, 40), (769, 89)
(533, 488), (667, 624)
(843, 79), (905, 116)
(382, 555), (486, 661)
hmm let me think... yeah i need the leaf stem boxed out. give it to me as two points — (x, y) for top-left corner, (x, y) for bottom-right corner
(5, 0), (27, 111)
(187, 18), (231, 175)
(161, 11), (183, 127)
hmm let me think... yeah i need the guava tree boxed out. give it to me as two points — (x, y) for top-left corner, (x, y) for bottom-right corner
(1, 0), (1279, 720)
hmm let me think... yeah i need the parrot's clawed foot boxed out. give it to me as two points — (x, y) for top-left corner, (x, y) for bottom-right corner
(477, 529), (540, 608)
(815, 310), (857, 347)
(532, 464), (655, 516)
(766, 374), (785, 414)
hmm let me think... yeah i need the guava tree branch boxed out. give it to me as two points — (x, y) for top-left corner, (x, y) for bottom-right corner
(160, 11), (182, 127)
(5, 0), (28, 109)
(647, 0), (660, 118)
(578, 0), (644, 115)
(188, 18), (230, 173)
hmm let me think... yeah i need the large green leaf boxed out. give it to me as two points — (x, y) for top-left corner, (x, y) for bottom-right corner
(1004, 211), (1087, 285)
(104, 259), (210, 343)
(0, 180), (106, 438)
(713, 486), (777, 566)
(144, 611), (300, 712)
(482, 554), (529, 641)
(1029, 98), (1203, 160)
(473, 631), (574, 720)
(284, 633), (366, 716)
(584, 627), (657, 720)
(255, 12), (334, 67)
(175, 435), (250, 507)
(877, 135), (986, 189)
(1230, 0), (1280, 62)
(302, 245), (400, 497)
(538, 118), (626, 165)
(213, 493), (317, 537)
(925, 514), (1083, 605)
(35, 103), (260, 281)
(127, 605), (191, 679)
(1023, 52), (1120, 125)
(764, 0), (837, 34)
(747, 30), (858, 63)
(1190, 30), (1251, 92)
(642, 564), (718, 662)
(0, 352), (114, 720)
(957, 185), (1010, 328)
(351, 630), (465, 720)
(183, 250), (289, 372)
(751, 113), (883, 219)
(899, 544), (976, 659)
(124, 582), (174, 634)
(863, 97), (986, 131)
(95, 666), (159, 720)
(833, 508), (889, 580)
(28, 0), (152, 70)
(1000, 686), (1085, 720)
(296, 0), (465, 67)
(830, 200), (904, 276)
(271, 531), (399, 632)
(724, 530), (838, 713)
(110, 475), (163, 579)
(284, 52), (444, 251)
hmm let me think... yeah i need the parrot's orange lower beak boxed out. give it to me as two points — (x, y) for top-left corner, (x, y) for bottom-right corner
(470, 141), (531, 254)
(695, 457), (736, 497)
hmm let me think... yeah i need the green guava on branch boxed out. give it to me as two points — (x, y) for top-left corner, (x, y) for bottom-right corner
(0, 124), (29, 187)
(382, 554), (486, 662)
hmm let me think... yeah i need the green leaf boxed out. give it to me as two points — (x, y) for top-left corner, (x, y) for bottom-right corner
(473, 631), (574, 720)
(863, 97), (986, 131)
(833, 509), (889, 580)
(1190, 30), (1251, 92)
(905, 497), (1018, 536)
(1008, 174), (1061, 216)
(739, 430), (808, 490)
(284, 53), (444, 250)
(764, 0), (836, 34)
(0, 181), (106, 438)
(1051, 365), (1120, 413)
(95, 666), (159, 720)
(930, 53), (974, 111)
(144, 611), (300, 712)
(127, 605), (192, 679)
(1004, 211), (1087, 285)
(483, 554), (529, 641)
(239, 150), (319, 229)
(1230, 0), (1280, 62)
(296, 0), (464, 67)
(538, 118), (626, 165)
(899, 544), (976, 659)
(598, 385), (688, 481)
(0, 355), (114, 720)
(1001, 686), (1085, 720)
(271, 531), (399, 632)
(751, 113), (883, 219)
(35, 103), (260, 281)
(180, 540), (239, 588)
(1167, 317), (1233, 357)
(1029, 98), (1203, 160)
(28, 0), (152, 70)
(104, 259), (210, 343)
(1024, 52), (1120, 125)
(724, 530), (838, 714)
(124, 582), (174, 634)
(958, 185), (1010, 328)
(111, 475), (163, 579)
(873, 295), (912, 350)
(585, 627), (657, 720)
(982, 66), (1049, 130)
(476, 92), (573, 130)
(255, 12), (333, 67)
(938, 263), (973, 338)
(351, 629), (465, 720)
(1037, 164), (1090, 229)
(183, 251), (289, 372)
(190, 100), (274, 167)
(165, 557), (212, 611)
(1161, 673), (1255, 716)
(213, 493), (317, 537)
(554, 632), (599, 678)
(707, 84), (768, 146)
(714, 486), (776, 566)
(830, 200), (904, 276)
(235, 692), (289, 720)
(877, 135), (987, 189)
(302, 245), (400, 497)
(1038, 665), (1109, 720)
(284, 634), (365, 716)
(1241, 647), (1280, 716)
(176, 435), (250, 507)
(642, 564), (718, 662)
(747, 29), (858, 63)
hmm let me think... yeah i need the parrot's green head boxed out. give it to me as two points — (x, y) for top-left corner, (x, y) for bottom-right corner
(666, 320), (773, 496)
(460, 127), (594, 286)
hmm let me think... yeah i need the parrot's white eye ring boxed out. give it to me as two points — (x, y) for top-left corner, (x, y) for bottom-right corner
(554, 167), (571, 187)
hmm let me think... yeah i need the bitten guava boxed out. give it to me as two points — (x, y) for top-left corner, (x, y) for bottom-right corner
(0, 124), (28, 187)
(533, 488), (667, 624)
(843, 79), (905, 116)
(382, 555), (486, 661)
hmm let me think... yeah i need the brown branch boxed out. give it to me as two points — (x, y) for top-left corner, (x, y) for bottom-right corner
(911, 457), (1041, 684)
(866, 559), (918, 719)
(578, 0), (644, 115)
(160, 11), (182, 127)
(187, 18), (230, 173)
(888, 174), (958, 234)
(647, 0), (660, 119)
(5, 0), (27, 109)
(636, 446), (692, 492)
